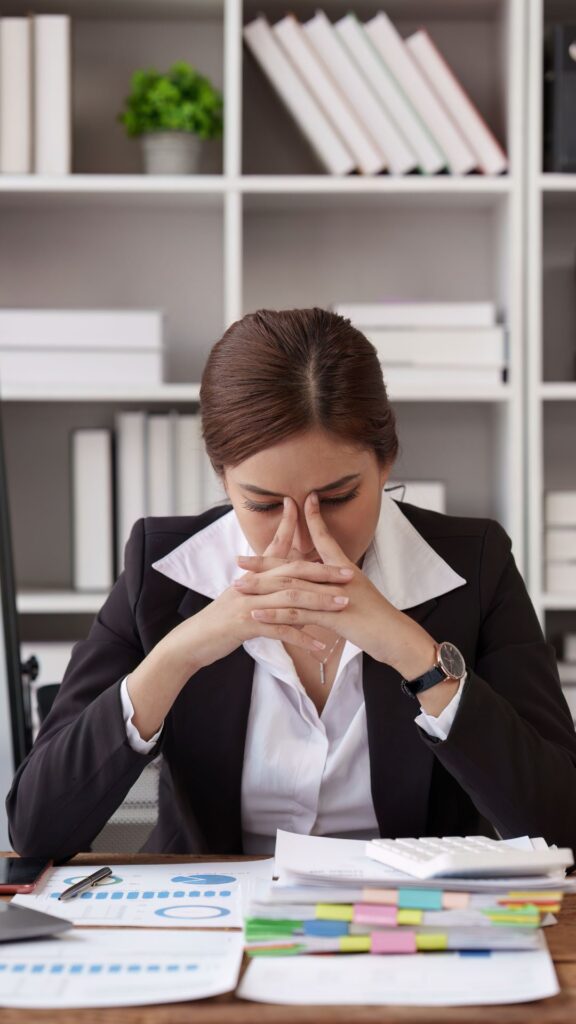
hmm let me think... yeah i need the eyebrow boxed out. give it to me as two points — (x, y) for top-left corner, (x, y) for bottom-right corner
(238, 473), (361, 498)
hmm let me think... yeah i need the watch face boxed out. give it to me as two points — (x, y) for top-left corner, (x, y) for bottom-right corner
(438, 641), (465, 679)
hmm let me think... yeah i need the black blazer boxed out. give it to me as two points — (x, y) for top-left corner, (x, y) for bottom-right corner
(7, 503), (576, 861)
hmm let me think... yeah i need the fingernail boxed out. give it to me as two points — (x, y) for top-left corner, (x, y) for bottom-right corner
(308, 492), (318, 508)
(312, 639), (326, 649)
(251, 610), (266, 619)
(232, 577), (248, 587)
(333, 596), (349, 605)
(339, 568), (354, 577)
(237, 555), (252, 564)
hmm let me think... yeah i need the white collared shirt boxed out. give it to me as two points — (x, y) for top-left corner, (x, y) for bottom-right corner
(121, 495), (467, 853)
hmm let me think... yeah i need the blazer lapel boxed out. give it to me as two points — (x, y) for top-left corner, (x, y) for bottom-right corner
(364, 596), (438, 838)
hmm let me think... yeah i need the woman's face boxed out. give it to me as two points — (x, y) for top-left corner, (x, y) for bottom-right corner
(223, 428), (391, 565)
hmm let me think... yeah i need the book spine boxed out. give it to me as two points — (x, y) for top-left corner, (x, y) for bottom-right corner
(546, 529), (576, 561)
(545, 492), (576, 527)
(0, 18), (32, 174)
(33, 14), (71, 175)
(147, 414), (175, 517)
(243, 17), (355, 176)
(115, 412), (147, 570)
(0, 310), (164, 349)
(71, 429), (114, 591)
(406, 30), (508, 176)
(175, 413), (205, 515)
(273, 15), (385, 176)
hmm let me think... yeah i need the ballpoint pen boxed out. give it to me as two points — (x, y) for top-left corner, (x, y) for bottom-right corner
(58, 866), (113, 901)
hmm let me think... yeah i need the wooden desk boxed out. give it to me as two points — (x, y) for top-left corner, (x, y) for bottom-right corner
(1, 853), (575, 1024)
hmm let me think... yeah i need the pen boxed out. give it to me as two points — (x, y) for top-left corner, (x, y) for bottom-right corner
(58, 866), (113, 901)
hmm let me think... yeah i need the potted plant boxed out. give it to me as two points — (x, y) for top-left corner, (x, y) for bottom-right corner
(117, 61), (223, 174)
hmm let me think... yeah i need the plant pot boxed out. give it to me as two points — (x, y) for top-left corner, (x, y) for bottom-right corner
(140, 131), (203, 175)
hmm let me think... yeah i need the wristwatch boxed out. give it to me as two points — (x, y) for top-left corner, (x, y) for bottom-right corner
(401, 641), (466, 700)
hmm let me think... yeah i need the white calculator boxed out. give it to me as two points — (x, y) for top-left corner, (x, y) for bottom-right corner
(366, 835), (574, 879)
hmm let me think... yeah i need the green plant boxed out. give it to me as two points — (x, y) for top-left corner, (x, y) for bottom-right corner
(118, 61), (223, 139)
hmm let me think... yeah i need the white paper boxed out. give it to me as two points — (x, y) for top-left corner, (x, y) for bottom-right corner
(12, 860), (273, 929)
(275, 831), (575, 892)
(238, 943), (559, 1006)
(0, 929), (243, 1008)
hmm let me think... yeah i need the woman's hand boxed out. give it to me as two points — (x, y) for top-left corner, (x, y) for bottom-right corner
(164, 496), (355, 672)
(236, 492), (437, 678)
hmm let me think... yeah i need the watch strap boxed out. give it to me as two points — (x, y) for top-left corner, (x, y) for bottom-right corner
(401, 665), (445, 700)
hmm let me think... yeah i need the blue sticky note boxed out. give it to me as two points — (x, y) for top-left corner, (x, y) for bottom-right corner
(304, 920), (349, 938)
(398, 888), (443, 911)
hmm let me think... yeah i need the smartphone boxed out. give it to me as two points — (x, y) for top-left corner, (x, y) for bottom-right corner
(0, 858), (52, 894)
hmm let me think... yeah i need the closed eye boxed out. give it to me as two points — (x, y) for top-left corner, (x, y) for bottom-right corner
(242, 488), (360, 513)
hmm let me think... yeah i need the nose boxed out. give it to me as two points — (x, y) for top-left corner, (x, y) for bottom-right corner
(292, 512), (314, 558)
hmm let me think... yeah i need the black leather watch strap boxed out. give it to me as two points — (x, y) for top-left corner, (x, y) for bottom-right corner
(401, 665), (445, 700)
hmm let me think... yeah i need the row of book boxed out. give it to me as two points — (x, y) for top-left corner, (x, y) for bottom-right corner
(72, 412), (223, 591)
(244, 830), (570, 959)
(0, 309), (164, 390)
(244, 11), (508, 177)
(0, 14), (71, 176)
(545, 492), (576, 594)
(335, 300), (507, 389)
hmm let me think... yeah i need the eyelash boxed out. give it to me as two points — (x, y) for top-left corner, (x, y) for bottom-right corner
(242, 488), (360, 513)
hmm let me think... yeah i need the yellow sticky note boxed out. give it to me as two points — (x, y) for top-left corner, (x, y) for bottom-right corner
(397, 909), (423, 926)
(416, 932), (448, 951)
(315, 904), (354, 922)
(339, 936), (371, 953)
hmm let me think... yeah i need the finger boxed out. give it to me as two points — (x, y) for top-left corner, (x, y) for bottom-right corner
(251, 588), (349, 612)
(251, 607), (343, 629)
(233, 561), (354, 587)
(252, 622), (328, 654)
(262, 496), (297, 560)
(304, 492), (351, 567)
(233, 575), (349, 598)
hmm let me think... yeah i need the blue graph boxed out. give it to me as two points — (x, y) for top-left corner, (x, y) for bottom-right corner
(170, 873), (237, 885)
(155, 904), (230, 920)
(0, 963), (199, 975)
(50, 889), (233, 901)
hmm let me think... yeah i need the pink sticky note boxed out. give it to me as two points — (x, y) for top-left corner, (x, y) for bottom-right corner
(354, 904), (397, 926)
(362, 888), (398, 905)
(371, 930), (417, 954)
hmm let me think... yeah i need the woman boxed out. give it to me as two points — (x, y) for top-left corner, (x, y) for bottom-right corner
(7, 308), (576, 860)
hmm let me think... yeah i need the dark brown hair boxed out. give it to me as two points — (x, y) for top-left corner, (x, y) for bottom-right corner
(200, 307), (399, 476)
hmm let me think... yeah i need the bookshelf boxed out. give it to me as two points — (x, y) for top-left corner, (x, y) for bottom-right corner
(527, 0), (576, 664)
(0, 0), (526, 651)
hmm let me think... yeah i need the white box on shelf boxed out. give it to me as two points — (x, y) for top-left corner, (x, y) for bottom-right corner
(332, 302), (496, 329)
(71, 429), (114, 592)
(33, 14), (71, 175)
(0, 350), (163, 388)
(0, 309), (164, 348)
(546, 563), (576, 593)
(387, 481), (446, 514)
(545, 493), (576, 527)
(382, 366), (503, 390)
(367, 327), (506, 368)
(546, 529), (576, 561)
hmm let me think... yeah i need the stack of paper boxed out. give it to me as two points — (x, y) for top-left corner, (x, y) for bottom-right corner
(242, 831), (574, 958)
(332, 301), (506, 391)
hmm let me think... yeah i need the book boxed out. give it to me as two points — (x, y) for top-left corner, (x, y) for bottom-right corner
(544, 25), (576, 172)
(302, 11), (415, 176)
(406, 29), (508, 176)
(0, 350), (163, 388)
(365, 12), (477, 175)
(243, 17), (355, 176)
(546, 529), (576, 561)
(334, 14), (440, 175)
(175, 413), (205, 515)
(366, 327), (506, 368)
(0, 309), (164, 349)
(545, 492), (576, 527)
(33, 14), (72, 175)
(71, 429), (114, 592)
(115, 411), (147, 570)
(546, 564), (576, 593)
(147, 414), (175, 517)
(381, 366), (503, 390)
(272, 15), (385, 176)
(387, 481), (446, 514)
(332, 301), (496, 328)
(0, 17), (32, 174)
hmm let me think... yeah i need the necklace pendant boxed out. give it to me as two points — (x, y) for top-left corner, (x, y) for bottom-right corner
(319, 661), (326, 686)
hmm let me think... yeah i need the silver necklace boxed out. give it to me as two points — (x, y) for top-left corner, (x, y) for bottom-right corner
(312, 633), (344, 686)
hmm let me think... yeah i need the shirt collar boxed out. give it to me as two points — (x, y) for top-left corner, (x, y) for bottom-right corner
(151, 493), (466, 610)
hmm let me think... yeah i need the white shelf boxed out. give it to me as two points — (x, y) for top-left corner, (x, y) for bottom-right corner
(16, 591), (106, 614)
(540, 174), (576, 192)
(540, 383), (576, 400)
(3, 384), (201, 402)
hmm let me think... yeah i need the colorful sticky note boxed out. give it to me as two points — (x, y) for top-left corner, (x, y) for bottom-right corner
(398, 888), (443, 911)
(443, 892), (470, 910)
(315, 904), (354, 922)
(397, 908), (423, 926)
(415, 932), (448, 951)
(371, 930), (417, 954)
(339, 936), (371, 953)
(353, 904), (397, 926)
(361, 888), (398, 906)
(303, 920), (349, 938)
